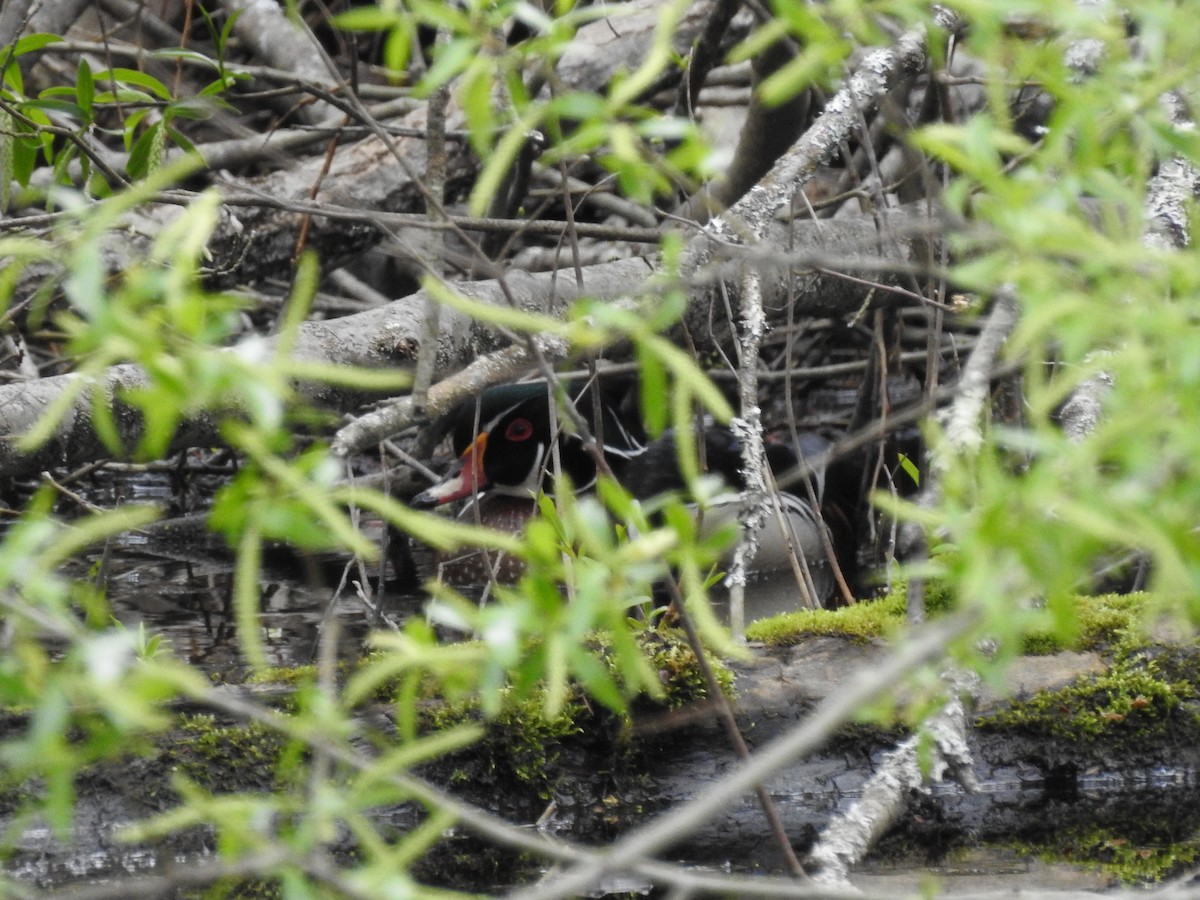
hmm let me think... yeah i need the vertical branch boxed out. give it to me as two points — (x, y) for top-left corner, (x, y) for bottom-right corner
(726, 267), (768, 641)
(672, 0), (742, 120)
(665, 579), (806, 878)
(410, 44), (450, 416)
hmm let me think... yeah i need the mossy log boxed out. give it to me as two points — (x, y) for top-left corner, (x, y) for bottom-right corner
(7, 635), (1200, 890)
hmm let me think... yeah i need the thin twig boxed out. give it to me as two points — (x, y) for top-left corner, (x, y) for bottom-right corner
(666, 578), (807, 878)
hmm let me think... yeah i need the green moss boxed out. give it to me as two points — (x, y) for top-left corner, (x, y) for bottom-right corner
(742, 578), (957, 646)
(1019, 592), (1152, 655)
(1127, 643), (1200, 688)
(166, 714), (288, 792)
(630, 629), (734, 707)
(746, 590), (907, 646)
(420, 630), (727, 797)
(428, 690), (603, 800)
(245, 665), (318, 686)
(1019, 825), (1200, 884)
(745, 587), (1158, 652)
(489, 695), (587, 789)
(976, 657), (1194, 747)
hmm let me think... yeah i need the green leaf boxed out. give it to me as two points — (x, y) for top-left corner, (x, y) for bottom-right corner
(421, 276), (575, 338)
(469, 117), (537, 216)
(94, 67), (172, 101)
(1, 57), (24, 95)
(164, 98), (216, 121)
(416, 36), (479, 97)
(408, 0), (472, 33)
(219, 7), (244, 56)
(637, 344), (669, 437)
(459, 62), (498, 158)
(49, 142), (77, 185)
(21, 98), (86, 119)
(728, 18), (789, 64)
(331, 8), (404, 30)
(277, 359), (412, 391)
(127, 121), (163, 179)
(605, 0), (690, 109)
(166, 126), (198, 158)
(148, 48), (221, 70)
(62, 239), (107, 318)
(198, 76), (244, 99)
(383, 25), (413, 76)
(643, 333), (733, 422)
(37, 503), (162, 568)
(363, 725), (484, 777)
(275, 250), (318, 357)
(233, 521), (268, 670)
(344, 487), (524, 556)
(10, 33), (64, 57)
(232, 430), (377, 560)
(256, 502), (342, 549)
(546, 91), (606, 121)
(76, 58), (94, 121)
(567, 644), (625, 712)
(10, 132), (37, 186)
(89, 380), (125, 457)
(92, 88), (159, 106)
(897, 452), (921, 488)
(129, 385), (181, 460)
(120, 110), (149, 156)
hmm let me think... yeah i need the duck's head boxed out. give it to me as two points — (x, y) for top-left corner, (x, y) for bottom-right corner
(412, 382), (644, 508)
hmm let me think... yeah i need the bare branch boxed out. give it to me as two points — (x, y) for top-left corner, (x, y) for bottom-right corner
(513, 613), (976, 900)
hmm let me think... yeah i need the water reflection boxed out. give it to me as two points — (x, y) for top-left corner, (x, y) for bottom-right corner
(72, 538), (409, 677)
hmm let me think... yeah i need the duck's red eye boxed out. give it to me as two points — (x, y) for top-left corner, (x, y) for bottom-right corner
(505, 417), (533, 441)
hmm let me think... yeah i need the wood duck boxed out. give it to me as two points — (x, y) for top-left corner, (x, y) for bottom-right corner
(621, 425), (846, 607)
(411, 382), (853, 605)
(410, 381), (645, 585)
(412, 381), (645, 510)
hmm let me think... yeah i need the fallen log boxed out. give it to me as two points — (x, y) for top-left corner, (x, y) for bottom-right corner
(6, 632), (1200, 892)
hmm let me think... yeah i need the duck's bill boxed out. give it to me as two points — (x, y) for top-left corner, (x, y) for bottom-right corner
(412, 433), (489, 507)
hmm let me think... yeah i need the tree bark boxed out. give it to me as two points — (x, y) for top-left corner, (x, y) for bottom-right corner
(5, 636), (1196, 891)
(4, 0), (745, 309)
(0, 206), (937, 478)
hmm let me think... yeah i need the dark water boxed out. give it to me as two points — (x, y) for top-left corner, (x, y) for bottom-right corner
(27, 533), (1200, 894)
(83, 533), (422, 678)
(58, 466), (426, 674)
(18, 471), (1197, 893)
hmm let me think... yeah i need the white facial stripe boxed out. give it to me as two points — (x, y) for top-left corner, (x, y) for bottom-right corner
(592, 407), (645, 458)
(494, 441), (549, 496)
(483, 398), (530, 434)
(476, 389), (647, 468)
(606, 419), (646, 454)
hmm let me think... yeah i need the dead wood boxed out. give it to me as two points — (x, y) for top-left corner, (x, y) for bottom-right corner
(0, 207), (938, 478)
(4, 0), (742, 309)
(0, 3), (945, 481)
(7, 636), (1197, 889)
